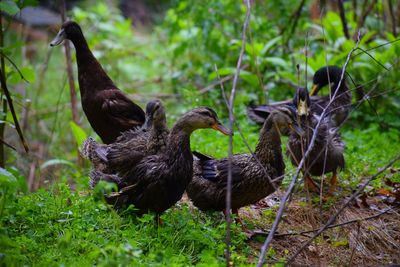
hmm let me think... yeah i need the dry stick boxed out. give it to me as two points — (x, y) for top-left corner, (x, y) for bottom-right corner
(257, 32), (362, 267)
(387, 0), (397, 36)
(224, 1), (251, 265)
(60, 0), (79, 124)
(0, 66), (29, 153)
(338, 0), (350, 39)
(253, 206), (396, 238)
(348, 221), (361, 266)
(357, 0), (377, 31)
(286, 155), (400, 265)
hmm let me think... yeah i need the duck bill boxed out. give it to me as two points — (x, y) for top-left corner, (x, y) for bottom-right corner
(50, 29), (66, 47)
(289, 123), (304, 136)
(309, 84), (319, 96)
(212, 123), (231, 136)
(297, 99), (309, 116)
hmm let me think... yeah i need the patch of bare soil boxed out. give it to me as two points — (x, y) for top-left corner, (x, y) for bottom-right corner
(244, 188), (400, 266)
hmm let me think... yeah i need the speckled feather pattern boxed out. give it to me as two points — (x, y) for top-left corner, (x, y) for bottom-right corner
(187, 116), (285, 211)
(287, 114), (345, 176)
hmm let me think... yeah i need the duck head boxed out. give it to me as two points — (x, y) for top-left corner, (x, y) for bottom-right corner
(181, 107), (231, 135)
(310, 66), (343, 96)
(50, 21), (83, 46)
(270, 105), (304, 136)
(144, 99), (167, 128)
(292, 87), (310, 117)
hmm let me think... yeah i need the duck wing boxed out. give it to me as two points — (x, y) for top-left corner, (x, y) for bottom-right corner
(99, 89), (145, 129)
(195, 152), (244, 186)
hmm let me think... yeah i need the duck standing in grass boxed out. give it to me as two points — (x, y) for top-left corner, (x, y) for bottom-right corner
(287, 87), (345, 193)
(88, 107), (230, 216)
(50, 21), (145, 144)
(187, 105), (303, 224)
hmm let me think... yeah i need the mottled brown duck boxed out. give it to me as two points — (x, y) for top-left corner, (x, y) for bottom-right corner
(82, 99), (168, 178)
(287, 87), (345, 193)
(90, 107), (230, 215)
(186, 105), (303, 219)
(247, 66), (351, 127)
(50, 21), (145, 144)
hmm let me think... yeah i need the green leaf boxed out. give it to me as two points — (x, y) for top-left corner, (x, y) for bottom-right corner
(0, 1), (20, 16)
(69, 121), (88, 147)
(40, 159), (74, 170)
(261, 36), (282, 55)
(0, 167), (17, 188)
(264, 57), (289, 68)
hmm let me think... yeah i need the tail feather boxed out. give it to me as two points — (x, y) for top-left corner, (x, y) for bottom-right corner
(81, 137), (108, 163)
(246, 104), (273, 124)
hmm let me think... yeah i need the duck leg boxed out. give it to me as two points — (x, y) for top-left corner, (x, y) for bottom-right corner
(304, 174), (320, 192)
(329, 171), (338, 194)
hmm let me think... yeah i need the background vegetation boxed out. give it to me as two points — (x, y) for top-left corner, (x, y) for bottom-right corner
(0, 0), (399, 265)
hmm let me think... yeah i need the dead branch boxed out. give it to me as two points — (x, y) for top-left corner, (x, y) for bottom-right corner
(224, 1), (251, 265)
(387, 0), (397, 36)
(60, 0), (79, 124)
(0, 69), (29, 153)
(251, 206), (396, 238)
(256, 32), (362, 267)
(338, 0), (350, 39)
(286, 155), (400, 265)
(357, 0), (377, 33)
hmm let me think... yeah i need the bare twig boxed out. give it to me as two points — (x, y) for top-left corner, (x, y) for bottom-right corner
(257, 32), (362, 267)
(387, 0), (397, 36)
(357, 0), (377, 32)
(224, 1), (251, 265)
(338, 0), (350, 39)
(286, 155), (400, 264)
(60, 0), (79, 124)
(251, 206), (395, 238)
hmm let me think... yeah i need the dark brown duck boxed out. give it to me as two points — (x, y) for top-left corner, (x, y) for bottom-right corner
(287, 87), (345, 192)
(82, 99), (169, 178)
(90, 107), (230, 215)
(50, 21), (145, 144)
(187, 106), (303, 218)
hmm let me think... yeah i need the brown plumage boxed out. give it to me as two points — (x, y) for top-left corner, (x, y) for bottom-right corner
(81, 100), (169, 179)
(186, 105), (303, 215)
(287, 87), (345, 192)
(50, 21), (145, 144)
(89, 107), (230, 215)
(247, 66), (351, 127)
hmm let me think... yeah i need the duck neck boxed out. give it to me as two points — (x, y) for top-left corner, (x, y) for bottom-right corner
(69, 32), (115, 95)
(165, 121), (193, 164)
(255, 116), (284, 171)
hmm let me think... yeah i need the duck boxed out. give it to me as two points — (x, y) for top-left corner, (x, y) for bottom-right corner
(186, 105), (303, 221)
(287, 87), (345, 193)
(89, 107), (230, 215)
(50, 21), (145, 144)
(247, 66), (351, 127)
(81, 99), (169, 178)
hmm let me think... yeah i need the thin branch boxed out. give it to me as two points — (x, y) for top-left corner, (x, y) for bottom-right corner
(224, 1), (251, 265)
(338, 0), (350, 39)
(256, 32), (362, 267)
(286, 155), (400, 264)
(0, 68), (29, 153)
(251, 206), (395, 238)
(387, 0), (397, 36)
(60, 0), (79, 124)
(0, 137), (16, 151)
(357, 0), (377, 32)
(0, 52), (29, 83)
